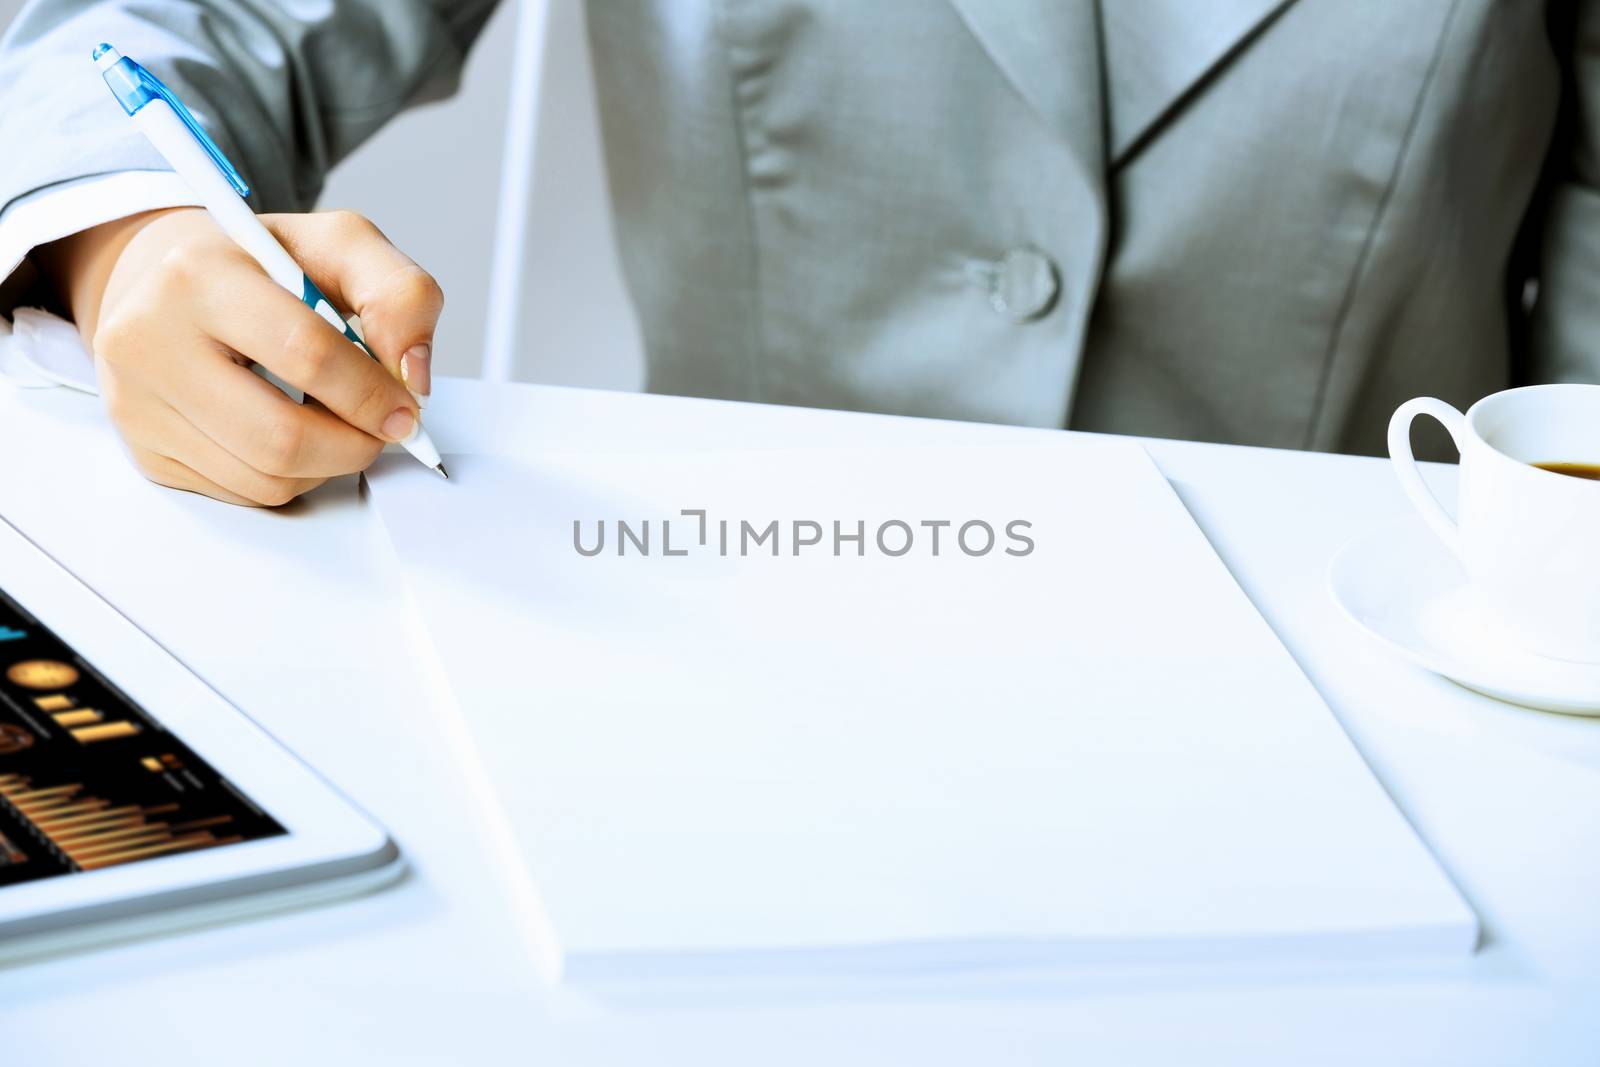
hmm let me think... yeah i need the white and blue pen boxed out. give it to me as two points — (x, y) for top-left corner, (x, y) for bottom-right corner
(93, 44), (447, 479)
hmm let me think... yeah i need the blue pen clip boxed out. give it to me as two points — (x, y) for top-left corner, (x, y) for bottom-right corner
(93, 43), (251, 198)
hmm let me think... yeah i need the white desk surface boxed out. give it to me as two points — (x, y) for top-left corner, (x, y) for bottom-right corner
(1, 377), (1596, 1064)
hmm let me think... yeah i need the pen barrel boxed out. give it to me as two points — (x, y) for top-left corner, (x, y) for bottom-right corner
(133, 99), (304, 399)
(132, 100), (304, 293)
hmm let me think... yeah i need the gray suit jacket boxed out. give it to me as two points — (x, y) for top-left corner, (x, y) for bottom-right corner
(2, 1), (1595, 456)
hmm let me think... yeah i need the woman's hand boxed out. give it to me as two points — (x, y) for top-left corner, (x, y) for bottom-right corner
(35, 207), (441, 507)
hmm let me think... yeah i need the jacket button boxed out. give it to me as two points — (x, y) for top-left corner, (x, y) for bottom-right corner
(989, 247), (1061, 322)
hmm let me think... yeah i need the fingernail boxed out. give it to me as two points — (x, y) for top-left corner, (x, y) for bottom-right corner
(382, 407), (417, 442)
(400, 343), (431, 405)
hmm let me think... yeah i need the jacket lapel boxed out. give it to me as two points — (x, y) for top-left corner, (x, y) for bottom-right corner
(1101, 0), (1296, 163)
(946, 0), (1108, 188)
(947, 0), (1298, 172)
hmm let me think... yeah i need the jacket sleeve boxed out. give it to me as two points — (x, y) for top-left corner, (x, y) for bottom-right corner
(0, 0), (500, 218)
(1530, 2), (1600, 383)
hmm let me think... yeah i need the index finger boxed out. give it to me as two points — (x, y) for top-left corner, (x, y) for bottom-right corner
(264, 211), (442, 398)
(200, 260), (421, 444)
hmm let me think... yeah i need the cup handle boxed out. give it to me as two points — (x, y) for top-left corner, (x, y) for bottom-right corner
(1387, 397), (1468, 559)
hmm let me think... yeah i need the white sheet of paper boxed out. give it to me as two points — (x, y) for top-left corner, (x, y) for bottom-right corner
(367, 438), (1475, 982)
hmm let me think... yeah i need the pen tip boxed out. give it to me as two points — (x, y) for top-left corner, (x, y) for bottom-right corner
(434, 462), (449, 480)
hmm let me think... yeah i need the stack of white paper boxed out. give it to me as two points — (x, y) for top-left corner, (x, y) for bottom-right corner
(367, 437), (1475, 982)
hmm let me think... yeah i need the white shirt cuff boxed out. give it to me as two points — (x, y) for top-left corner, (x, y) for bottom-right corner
(0, 171), (200, 318)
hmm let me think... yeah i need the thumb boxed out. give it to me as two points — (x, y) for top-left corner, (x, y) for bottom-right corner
(263, 210), (443, 401)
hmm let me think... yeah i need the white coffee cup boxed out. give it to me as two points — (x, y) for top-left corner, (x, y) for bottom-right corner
(1389, 384), (1600, 664)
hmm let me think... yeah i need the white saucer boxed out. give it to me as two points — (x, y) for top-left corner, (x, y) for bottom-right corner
(1327, 519), (1600, 715)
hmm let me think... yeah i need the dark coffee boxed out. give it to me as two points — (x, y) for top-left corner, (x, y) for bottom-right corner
(1533, 461), (1600, 481)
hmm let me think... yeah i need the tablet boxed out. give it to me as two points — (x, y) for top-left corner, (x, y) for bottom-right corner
(0, 513), (400, 962)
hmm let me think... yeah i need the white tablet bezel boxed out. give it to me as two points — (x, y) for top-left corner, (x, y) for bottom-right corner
(0, 512), (398, 939)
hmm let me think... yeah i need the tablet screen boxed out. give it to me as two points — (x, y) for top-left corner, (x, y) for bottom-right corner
(0, 587), (284, 887)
